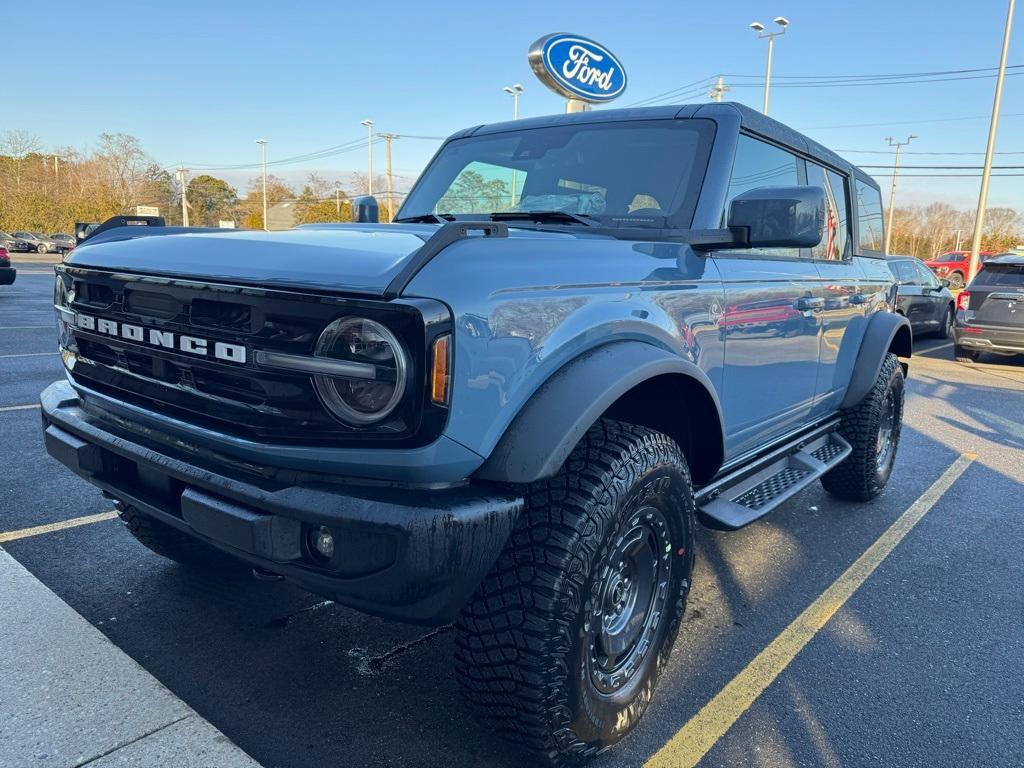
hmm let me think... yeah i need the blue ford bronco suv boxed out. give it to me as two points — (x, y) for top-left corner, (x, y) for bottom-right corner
(42, 102), (910, 765)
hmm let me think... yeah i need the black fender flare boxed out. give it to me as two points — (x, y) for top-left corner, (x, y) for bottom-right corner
(840, 311), (912, 409)
(474, 341), (726, 484)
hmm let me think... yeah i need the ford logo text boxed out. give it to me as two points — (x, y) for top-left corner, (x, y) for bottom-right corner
(529, 33), (627, 103)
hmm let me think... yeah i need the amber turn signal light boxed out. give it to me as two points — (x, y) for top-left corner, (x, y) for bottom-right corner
(431, 334), (451, 405)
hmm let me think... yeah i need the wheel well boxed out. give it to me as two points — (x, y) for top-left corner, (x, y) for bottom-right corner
(602, 373), (723, 486)
(889, 323), (912, 358)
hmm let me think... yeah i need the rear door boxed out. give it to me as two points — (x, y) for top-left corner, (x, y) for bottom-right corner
(966, 262), (1024, 328)
(806, 163), (869, 417)
(712, 134), (821, 457)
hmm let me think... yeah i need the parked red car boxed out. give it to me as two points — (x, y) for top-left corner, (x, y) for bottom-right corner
(923, 251), (996, 289)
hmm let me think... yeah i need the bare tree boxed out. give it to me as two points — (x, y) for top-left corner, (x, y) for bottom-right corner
(1, 129), (42, 190)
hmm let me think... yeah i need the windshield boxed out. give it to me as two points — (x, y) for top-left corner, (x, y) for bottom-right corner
(400, 119), (715, 228)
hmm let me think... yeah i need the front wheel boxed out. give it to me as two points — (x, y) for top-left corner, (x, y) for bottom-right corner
(949, 271), (966, 290)
(822, 353), (905, 501)
(36, 243), (47, 254)
(455, 421), (695, 766)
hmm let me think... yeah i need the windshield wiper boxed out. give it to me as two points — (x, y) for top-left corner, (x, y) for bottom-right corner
(488, 211), (601, 227)
(393, 213), (455, 224)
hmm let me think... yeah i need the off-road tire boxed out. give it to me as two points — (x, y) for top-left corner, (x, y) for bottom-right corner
(822, 353), (904, 501)
(954, 345), (979, 363)
(455, 420), (696, 767)
(117, 503), (238, 569)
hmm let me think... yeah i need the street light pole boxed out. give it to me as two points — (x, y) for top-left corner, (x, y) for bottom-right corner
(255, 139), (268, 231)
(968, 0), (1016, 284)
(176, 167), (190, 227)
(884, 134), (917, 255)
(360, 120), (374, 195)
(750, 17), (789, 115)
(336, 188), (341, 219)
(503, 84), (524, 207)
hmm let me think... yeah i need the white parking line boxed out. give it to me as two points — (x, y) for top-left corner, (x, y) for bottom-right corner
(0, 326), (51, 330)
(0, 404), (41, 413)
(0, 351), (57, 359)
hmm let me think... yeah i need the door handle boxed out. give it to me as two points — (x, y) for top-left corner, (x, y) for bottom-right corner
(794, 297), (825, 312)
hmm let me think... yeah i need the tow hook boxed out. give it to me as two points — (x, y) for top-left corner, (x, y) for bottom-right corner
(252, 567), (284, 582)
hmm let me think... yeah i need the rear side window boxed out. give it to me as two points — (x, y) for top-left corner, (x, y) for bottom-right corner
(891, 260), (920, 285)
(806, 163), (851, 261)
(723, 135), (801, 258)
(972, 264), (1024, 287)
(855, 179), (885, 254)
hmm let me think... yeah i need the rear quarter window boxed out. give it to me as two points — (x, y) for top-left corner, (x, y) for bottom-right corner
(855, 179), (885, 255)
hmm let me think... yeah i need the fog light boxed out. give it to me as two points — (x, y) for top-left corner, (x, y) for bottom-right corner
(313, 526), (335, 558)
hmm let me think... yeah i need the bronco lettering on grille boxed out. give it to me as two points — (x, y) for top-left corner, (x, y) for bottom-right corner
(73, 313), (247, 364)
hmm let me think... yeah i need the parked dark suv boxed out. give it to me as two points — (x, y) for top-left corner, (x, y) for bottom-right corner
(954, 253), (1024, 363)
(888, 255), (955, 341)
(41, 103), (911, 765)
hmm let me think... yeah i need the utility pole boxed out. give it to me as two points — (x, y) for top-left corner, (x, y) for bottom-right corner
(968, 0), (1016, 283)
(503, 84), (525, 206)
(884, 134), (917, 255)
(379, 133), (398, 221)
(53, 155), (59, 185)
(361, 120), (374, 195)
(708, 75), (731, 102)
(176, 167), (190, 227)
(255, 139), (268, 231)
(335, 188), (341, 219)
(750, 17), (789, 115)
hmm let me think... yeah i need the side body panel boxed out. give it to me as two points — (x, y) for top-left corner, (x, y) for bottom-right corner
(404, 236), (726, 462)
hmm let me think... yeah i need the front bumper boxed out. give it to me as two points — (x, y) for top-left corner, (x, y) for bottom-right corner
(0, 267), (14, 285)
(954, 324), (1024, 355)
(41, 380), (522, 625)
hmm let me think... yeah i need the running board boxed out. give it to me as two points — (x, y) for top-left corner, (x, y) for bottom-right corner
(696, 432), (852, 530)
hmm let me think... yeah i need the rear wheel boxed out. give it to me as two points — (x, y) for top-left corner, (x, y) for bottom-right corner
(36, 243), (47, 254)
(117, 503), (239, 570)
(822, 353), (904, 501)
(455, 421), (695, 766)
(954, 345), (979, 363)
(933, 305), (953, 339)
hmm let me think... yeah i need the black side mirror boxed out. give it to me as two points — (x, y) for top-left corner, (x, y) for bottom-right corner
(352, 196), (379, 223)
(727, 185), (825, 249)
(939, 278), (951, 288)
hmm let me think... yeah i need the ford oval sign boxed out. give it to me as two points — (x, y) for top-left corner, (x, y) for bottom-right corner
(528, 33), (627, 103)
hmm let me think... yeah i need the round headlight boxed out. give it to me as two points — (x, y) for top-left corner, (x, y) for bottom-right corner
(313, 317), (407, 425)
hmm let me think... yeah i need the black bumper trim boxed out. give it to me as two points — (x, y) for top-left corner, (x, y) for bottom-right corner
(0, 267), (15, 285)
(41, 381), (522, 626)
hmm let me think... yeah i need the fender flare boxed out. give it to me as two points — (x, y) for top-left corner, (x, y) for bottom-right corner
(474, 341), (726, 484)
(840, 311), (912, 409)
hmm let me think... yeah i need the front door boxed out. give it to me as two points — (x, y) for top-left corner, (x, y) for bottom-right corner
(714, 134), (821, 458)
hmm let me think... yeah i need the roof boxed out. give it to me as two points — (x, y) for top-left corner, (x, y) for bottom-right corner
(452, 101), (871, 190)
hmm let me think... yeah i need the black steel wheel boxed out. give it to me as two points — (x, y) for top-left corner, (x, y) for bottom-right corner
(455, 420), (695, 766)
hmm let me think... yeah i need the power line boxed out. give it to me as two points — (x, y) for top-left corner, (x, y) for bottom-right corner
(728, 71), (1024, 89)
(800, 112), (1024, 130)
(837, 148), (1024, 155)
(723, 63), (1023, 81)
(860, 164), (1024, 169)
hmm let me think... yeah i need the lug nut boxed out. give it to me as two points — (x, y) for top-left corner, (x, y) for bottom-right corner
(313, 526), (334, 559)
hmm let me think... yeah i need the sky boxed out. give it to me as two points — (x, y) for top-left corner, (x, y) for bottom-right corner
(6, 0), (1022, 210)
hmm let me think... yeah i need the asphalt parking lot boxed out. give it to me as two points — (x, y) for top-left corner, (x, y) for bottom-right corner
(2, 264), (1023, 768)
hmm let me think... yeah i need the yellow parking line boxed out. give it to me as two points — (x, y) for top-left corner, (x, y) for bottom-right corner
(0, 511), (119, 544)
(645, 453), (976, 768)
(0, 404), (41, 413)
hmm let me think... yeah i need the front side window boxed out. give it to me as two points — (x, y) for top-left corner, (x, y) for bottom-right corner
(915, 261), (940, 287)
(855, 179), (885, 254)
(723, 135), (802, 258)
(401, 119), (715, 228)
(891, 260), (920, 285)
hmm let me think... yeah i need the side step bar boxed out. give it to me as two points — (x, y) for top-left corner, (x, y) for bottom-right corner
(696, 427), (851, 531)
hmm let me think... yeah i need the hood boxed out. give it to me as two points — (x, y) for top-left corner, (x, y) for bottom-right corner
(66, 224), (439, 295)
(65, 223), (585, 296)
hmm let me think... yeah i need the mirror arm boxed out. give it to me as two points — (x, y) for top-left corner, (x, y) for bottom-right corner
(687, 226), (750, 251)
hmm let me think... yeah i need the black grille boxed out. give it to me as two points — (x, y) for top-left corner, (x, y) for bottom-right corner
(56, 267), (446, 447)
